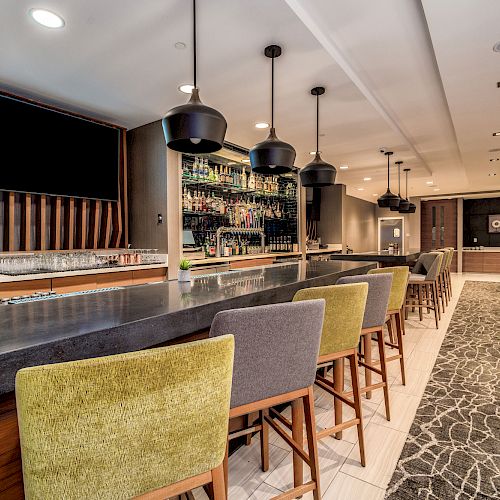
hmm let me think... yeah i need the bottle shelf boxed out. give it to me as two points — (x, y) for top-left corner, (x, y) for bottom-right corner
(183, 210), (228, 217)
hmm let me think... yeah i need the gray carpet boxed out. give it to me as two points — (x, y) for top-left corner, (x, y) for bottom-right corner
(385, 281), (500, 499)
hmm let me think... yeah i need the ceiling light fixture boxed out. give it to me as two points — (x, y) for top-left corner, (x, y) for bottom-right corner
(426, 181), (434, 185)
(399, 169), (416, 214)
(339, 165), (348, 170)
(178, 84), (194, 94)
(493, 132), (500, 136)
(174, 42), (187, 49)
(250, 45), (295, 175)
(162, 0), (227, 153)
(377, 151), (400, 208)
(357, 188), (364, 191)
(434, 188), (440, 191)
(363, 177), (372, 181)
(30, 8), (65, 28)
(255, 122), (269, 129)
(390, 161), (406, 211)
(300, 86), (336, 187)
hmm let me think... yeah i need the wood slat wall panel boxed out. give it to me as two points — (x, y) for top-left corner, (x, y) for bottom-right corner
(75, 199), (87, 249)
(35, 195), (47, 251)
(3, 193), (15, 252)
(87, 200), (101, 249)
(63, 198), (75, 250)
(49, 196), (62, 250)
(20, 194), (31, 251)
(99, 201), (112, 249)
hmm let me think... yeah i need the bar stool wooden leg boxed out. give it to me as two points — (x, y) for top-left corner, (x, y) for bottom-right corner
(395, 310), (406, 385)
(333, 358), (344, 439)
(303, 387), (321, 500)
(223, 441), (229, 499)
(291, 399), (304, 489)
(432, 282), (440, 326)
(363, 334), (372, 399)
(260, 409), (269, 472)
(387, 316), (396, 344)
(211, 463), (227, 500)
(376, 329), (391, 421)
(349, 352), (366, 467)
(417, 284), (424, 321)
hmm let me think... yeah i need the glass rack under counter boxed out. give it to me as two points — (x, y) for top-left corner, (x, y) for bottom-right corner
(181, 146), (299, 261)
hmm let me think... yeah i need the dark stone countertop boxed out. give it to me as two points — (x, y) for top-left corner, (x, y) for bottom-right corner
(0, 260), (375, 395)
(329, 250), (421, 263)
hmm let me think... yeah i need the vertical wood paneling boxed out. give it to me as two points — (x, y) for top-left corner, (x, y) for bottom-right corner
(63, 198), (75, 250)
(2, 193), (15, 252)
(50, 196), (62, 250)
(35, 194), (47, 250)
(110, 202), (122, 248)
(120, 129), (129, 247)
(99, 201), (112, 248)
(87, 200), (101, 249)
(75, 199), (87, 249)
(20, 193), (31, 251)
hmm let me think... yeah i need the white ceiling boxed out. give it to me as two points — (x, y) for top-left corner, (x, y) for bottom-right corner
(2, 0), (500, 202)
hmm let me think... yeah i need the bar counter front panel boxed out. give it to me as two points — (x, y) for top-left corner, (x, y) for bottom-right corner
(0, 260), (376, 395)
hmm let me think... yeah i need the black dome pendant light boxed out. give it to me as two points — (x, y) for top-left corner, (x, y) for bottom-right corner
(162, 0), (227, 153)
(399, 168), (416, 213)
(249, 45), (296, 175)
(391, 160), (407, 211)
(299, 87), (336, 187)
(377, 151), (400, 208)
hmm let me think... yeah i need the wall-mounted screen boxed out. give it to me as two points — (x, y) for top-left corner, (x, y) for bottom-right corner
(0, 93), (120, 201)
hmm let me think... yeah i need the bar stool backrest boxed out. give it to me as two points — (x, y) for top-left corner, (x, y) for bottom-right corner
(336, 273), (392, 330)
(210, 300), (325, 409)
(367, 266), (409, 311)
(445, 247), (455, 270)
(292, 283), (368, 357)
(424, 252), (444, 281)
(15, 336), (235, 500)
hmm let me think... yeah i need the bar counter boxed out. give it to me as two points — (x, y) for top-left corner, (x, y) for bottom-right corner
(0, 260), (375, 395)
(329, 250), (421, 265)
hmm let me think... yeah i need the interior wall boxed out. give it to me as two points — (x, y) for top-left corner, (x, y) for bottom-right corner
(343, 195), (377, 252)
(317, 184), (344, 245)
(127, 120), (168, 252)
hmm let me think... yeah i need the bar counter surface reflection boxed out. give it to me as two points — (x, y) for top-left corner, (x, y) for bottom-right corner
(0, 260), (375, 394)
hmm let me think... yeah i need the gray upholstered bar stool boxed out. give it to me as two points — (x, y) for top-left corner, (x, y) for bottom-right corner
(336, 273), (393, 421)
(406, 251), (443, 328)
(210, 300), (325, 500)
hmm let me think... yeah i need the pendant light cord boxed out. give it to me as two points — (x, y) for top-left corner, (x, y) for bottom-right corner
(271, 55), (274, 128)
(193, 0), (197, 88)
(398, 163), (401, 194)
(316, 93), (319, 153)
(387, 154), (390, 190)
(405, 170), (408, 199)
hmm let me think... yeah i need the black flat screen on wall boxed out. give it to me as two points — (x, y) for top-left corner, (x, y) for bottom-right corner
(0, 94), (120, 201)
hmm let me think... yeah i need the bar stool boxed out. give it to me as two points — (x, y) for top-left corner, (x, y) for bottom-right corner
(336, 273), (393, 421)
(367, 266), (409, 385)
(15, 336), (235, 500)
(210, 300), (325, 500)
(406, 252), (443, 329)
(435, 249), (449, 312)
(437, 247), (454, 302)
(445, 247), (454, 298)
(293, 283), (368, 466)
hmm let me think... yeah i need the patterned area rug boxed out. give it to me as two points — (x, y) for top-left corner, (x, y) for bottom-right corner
(385, 281), (500, 500)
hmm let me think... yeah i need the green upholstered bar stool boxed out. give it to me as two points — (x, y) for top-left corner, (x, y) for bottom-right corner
(367, 266), (409, 385)
(16, 336), (234, 500)
(293, 282), (368, 466)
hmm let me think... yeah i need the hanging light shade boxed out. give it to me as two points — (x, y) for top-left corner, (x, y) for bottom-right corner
(162, 0), (226, 153)
(377, 151), (400, 208)
(250, 45), (295, 175)
(300, 87), (336, 187)
(391, 161), (407, 211)
(399, 168), (416, 213)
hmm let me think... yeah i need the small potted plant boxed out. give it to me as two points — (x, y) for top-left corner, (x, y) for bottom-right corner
(178, 258), (192, 282)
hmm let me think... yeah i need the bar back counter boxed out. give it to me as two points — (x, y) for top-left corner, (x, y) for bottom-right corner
(0, 260), (374, 498)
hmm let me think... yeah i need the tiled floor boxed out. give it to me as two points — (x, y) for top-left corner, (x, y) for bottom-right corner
(193, 273), (500, 500)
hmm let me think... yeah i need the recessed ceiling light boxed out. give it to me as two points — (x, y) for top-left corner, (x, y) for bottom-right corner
(426, 181), (434, 185)
(434, 188), (440, 191)
(30, 8), (65, 28)
(493, 41), (500, 52)
(357, 188), (364, 191)
(339, 165), (348, 170)
(363, 177), (371, 181)
(255, 122), (269, 129)
(242, 159), (250, 163)
(178, 84), (194, 94)
(493, 132), (500, 136)
(174, 42), (187, 49)
(372, 193), (378, 196)
(489, 172), (497, 176)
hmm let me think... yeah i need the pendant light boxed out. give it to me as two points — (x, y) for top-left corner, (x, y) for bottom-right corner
(162, 0), (227, 153)
(299, 87), (336, 187)
(391, 161), (407, 211)
(399, 168), (416, 213)
(249, 45), (296, 175)
(377, 151), (400, 208)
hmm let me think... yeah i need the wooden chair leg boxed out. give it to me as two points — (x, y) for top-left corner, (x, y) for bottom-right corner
(333, 358), (344, 439)
(291, 398), (304, 489)
(303, 387), (321, 500)
(417, 284), (424, 321)
(211, 463), (227, 500)
(259, 409), (269, 472)
(387, 316), (396, 345)
(395, 311), (406, 385)
(400, 307), (406, 335)
(363, 334), (372, 399)
(223, 441), (229, 500)
(432, 282), (440, 326)
(447, 269), (453, 297)
(376, 329), (391, 421)
(244, 414), (253, 445)
(349, 352), (366, 467)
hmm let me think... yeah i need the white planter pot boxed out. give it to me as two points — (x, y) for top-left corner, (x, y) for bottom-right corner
(178, 269), (192, 282)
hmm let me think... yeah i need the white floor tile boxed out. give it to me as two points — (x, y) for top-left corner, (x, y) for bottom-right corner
(370, 391), (421, 433)
(322, 472), (385, 500)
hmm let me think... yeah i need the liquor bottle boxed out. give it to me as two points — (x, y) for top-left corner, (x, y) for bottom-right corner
(204, 159), (209, 179)
(248, 170), (255, 190)
(214, 165), (219, 183)
(183, 187), (189, 210)
(187, 190), (193, 211)
(241, 168), (247, 189)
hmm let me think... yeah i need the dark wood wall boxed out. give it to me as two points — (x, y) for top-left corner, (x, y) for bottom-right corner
(0, 91), (128, 252)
